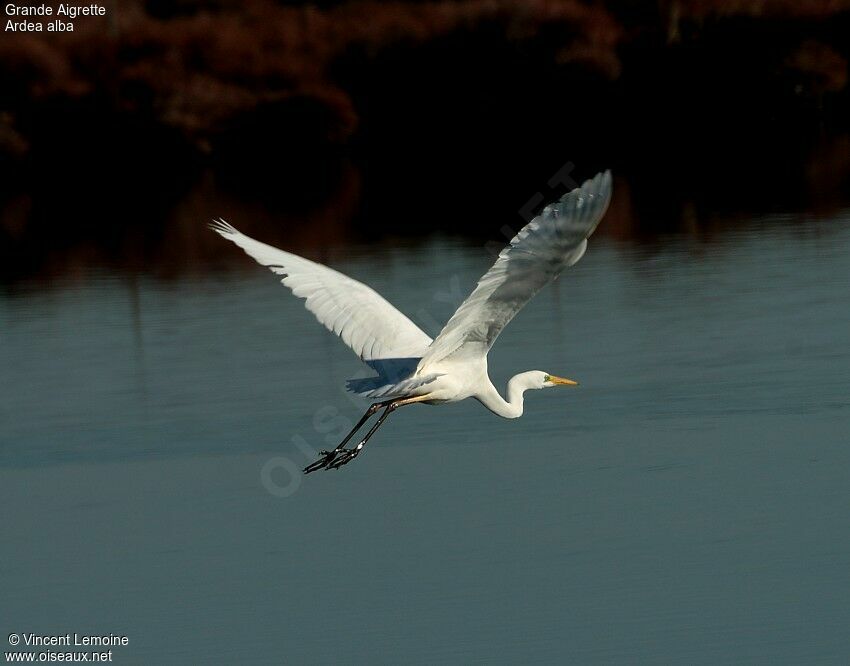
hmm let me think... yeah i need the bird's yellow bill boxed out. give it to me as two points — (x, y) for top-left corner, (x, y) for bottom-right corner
(549, 375), (578, 386)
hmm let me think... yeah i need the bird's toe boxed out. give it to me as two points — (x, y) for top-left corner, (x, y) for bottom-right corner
(303, 450), (341, 474)
(326, 449), (360, 470)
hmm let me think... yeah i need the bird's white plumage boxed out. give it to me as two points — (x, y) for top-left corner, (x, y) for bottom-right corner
(214, 172), (613, 471)
(418, 170), (612, 370)
(211, 171), (612, 409)
(210, 219), (432, 362)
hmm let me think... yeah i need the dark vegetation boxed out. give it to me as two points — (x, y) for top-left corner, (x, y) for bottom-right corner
(1, 0), (849, 280)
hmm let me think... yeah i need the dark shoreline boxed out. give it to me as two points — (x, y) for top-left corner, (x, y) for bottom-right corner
(2, 1), (850, 281)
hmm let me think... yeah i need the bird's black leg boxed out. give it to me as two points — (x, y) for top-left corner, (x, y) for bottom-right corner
(327, 400), (404, 470)
(303, 401), (391, 474)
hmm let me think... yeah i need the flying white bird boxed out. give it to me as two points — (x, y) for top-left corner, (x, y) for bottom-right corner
(211, 170), (612, 472)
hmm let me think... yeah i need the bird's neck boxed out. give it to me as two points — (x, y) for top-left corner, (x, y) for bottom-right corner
(478, 373), (538, 419)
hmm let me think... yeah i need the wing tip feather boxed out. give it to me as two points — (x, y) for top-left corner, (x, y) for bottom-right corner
(561, 169), (612, 202)
(209, 218), (239, 238)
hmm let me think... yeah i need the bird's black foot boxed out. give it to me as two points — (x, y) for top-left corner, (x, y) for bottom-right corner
(326, 445), (363, 470)
(303, 450), (341, 474)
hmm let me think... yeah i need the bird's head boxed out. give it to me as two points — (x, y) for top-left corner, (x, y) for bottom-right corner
(529, 371), (579, 389)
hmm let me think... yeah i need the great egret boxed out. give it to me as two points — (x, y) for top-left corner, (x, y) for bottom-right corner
(212, 170), (612, 472)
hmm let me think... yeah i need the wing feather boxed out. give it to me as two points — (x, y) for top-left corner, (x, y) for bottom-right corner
(210, 220), (432, 361)
(419, 171), (612, 368)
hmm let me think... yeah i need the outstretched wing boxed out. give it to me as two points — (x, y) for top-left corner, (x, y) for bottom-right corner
(418, 171), (612, 368)
(210, 220), (432, 361)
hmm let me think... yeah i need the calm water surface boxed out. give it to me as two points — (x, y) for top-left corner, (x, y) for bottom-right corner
(2, 214), (850, 663)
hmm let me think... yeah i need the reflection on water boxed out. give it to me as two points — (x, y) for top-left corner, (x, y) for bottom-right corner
(3, 214), (848, 467)
(2, 213), (850, 663)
